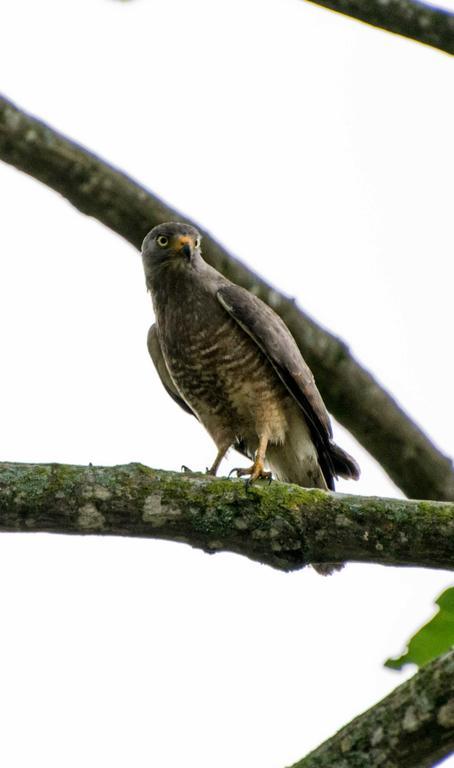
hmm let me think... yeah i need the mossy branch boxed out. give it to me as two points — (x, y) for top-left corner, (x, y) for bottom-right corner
(0, 96), (453, 503)
(1, 461), (453, 571)
(288, 649), (454, 768)
(303, 0), (454, 56)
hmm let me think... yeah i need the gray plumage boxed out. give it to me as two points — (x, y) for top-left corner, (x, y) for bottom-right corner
(142, 222), (360, 574)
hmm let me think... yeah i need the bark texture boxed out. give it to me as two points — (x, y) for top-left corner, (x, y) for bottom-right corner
(304, 0), (454, 56)
(1, 462), (453, 571)
(288, 650), (454, 768)
(0, 95), (453, 502)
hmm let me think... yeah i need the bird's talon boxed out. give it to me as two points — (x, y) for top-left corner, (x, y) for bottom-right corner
(229, 464), (272, 485)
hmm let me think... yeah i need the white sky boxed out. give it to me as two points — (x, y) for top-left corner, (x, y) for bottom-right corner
(0, 1), (453, 766)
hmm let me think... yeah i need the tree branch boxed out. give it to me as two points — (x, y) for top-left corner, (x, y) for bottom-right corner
(1, 462), (453, 571)
(288, 650), (454, 768)
(303, 0), (454, 56)
(0, 95), (453, 502)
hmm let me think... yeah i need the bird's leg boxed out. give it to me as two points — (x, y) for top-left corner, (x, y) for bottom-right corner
(206, 445), (229, 476)
(229, 434), (272, 485)
(181, 444), (229, 477)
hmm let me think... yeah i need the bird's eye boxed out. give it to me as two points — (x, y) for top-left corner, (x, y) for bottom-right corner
(195, 237), (200, 248)
(157, 235), (169, 247)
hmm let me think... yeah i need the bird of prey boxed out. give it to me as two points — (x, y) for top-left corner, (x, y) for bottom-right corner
(141, 221), (360, 500)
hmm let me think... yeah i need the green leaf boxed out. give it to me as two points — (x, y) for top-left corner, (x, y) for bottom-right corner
(385, 587), (454, 670)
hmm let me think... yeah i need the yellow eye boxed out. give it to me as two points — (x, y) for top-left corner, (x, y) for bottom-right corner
(157, 235), (169, 247)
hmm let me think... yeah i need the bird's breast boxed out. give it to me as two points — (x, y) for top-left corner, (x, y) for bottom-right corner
(155, 281), (290, 445)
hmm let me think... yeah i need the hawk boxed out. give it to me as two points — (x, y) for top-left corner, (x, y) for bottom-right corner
(141, 222), (359, 500)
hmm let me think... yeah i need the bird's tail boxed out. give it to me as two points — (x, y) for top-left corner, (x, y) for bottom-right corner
(266, 421), (341, 576)
(312, 444), (360, 575)
(312, 562), (344, 576)
(329, 441), (361, 481)
(267, 418), (360, 577)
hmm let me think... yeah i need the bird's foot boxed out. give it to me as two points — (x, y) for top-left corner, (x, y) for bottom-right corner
(229, 459), (272, 487)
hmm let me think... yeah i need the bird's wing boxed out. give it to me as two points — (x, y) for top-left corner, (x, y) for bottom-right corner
(217, 284), (337, 484)
(147, 324), (196, 417)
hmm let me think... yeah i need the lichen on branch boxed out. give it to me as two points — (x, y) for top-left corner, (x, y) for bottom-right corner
(0, 461), (453, 571)
(288, 649), (454, 768)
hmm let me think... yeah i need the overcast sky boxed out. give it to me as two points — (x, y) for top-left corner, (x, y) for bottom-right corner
(0, 1), (453, 767)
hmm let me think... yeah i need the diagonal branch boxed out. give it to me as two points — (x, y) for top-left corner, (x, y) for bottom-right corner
(1, 462), (453, 571)
(303, 0), (454, 56)
(0, 95), (453, 502)
(288, 649), (454, 768)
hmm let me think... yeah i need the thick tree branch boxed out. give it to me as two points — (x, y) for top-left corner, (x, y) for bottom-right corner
(304, 0), (454, 56)
(0, 96), (453, 502)
(1, 462), (453, 571)
(288, 649), (454, 768)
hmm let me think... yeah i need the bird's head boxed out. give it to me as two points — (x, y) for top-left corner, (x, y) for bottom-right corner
(142, 222), (201, 288)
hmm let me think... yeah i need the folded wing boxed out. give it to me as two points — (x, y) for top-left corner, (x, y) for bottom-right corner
(217, 284), (359, 489)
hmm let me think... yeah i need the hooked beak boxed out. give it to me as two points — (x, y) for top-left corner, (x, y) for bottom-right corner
(175, 235), (194, 260)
